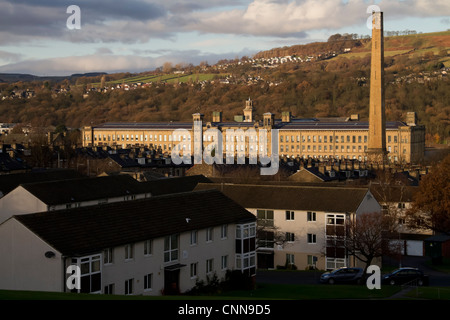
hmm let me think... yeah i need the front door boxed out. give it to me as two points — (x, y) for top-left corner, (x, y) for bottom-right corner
(164, 269), (180, 295)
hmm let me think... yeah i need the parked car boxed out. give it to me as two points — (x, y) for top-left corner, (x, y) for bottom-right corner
(320, 267), (364, 284)
(382, 267), (429, 286)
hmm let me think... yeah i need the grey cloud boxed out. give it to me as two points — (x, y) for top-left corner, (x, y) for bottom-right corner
(0, 50), (23, 63)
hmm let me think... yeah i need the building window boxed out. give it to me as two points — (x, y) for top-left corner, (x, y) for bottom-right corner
(104, 284), (114, 294)
(206, 227), (214, 242)
(103, 248), (113, 264)
(285, 210), (294, 220)
(221, 255), (228, 270)
(206, 258), (214, 274)
(164, 234), (179, 263)
(307, 211), (316, 221)
(326, 258), (346, 270)
(307, 255), (318, 268)
(125, 244), (134, 261)
(73, 254), (101, 294)
(221, 224), (228, 239)
(144, 240), (153, 256)
(144, 274), (153, 291)
(327, 214), (345, 225)
(286, 254), (295, 265)
(236, 252), (256, 271)
(190, 263), (198, 278)
(307, 233), (317, 244)
(125, 279), (134, 295)
(286, 232), (295, 242)
(190, 230), (198, 245)
(257, 209), (274, 227)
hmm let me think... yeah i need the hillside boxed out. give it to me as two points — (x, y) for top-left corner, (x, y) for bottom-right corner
(0, 31), (448, 144)
(255, 31), (450, 63)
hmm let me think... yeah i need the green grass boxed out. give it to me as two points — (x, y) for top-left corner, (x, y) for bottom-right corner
(0, 283), (400, 300)
(216, 283), (400, 300)
(91, 73), (226, 88)
(405, 287), (450, 300)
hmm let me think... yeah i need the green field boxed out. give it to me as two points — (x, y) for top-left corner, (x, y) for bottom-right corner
(92, 73), (227, 88)
(0, 283), (401, 300)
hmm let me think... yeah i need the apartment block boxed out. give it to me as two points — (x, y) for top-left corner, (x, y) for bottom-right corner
(0, 190), (256, 295)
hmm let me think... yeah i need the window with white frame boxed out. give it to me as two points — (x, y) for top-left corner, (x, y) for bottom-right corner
(221, 224), (228, 239)
(326, 258), (346, 270)
(144, 273), (153, 291)
(236, 252), (256, 270)
(307, 233), (317, 244)
(72, 254), (102, 294)
(307, 211), (316, 221)
(286, 253), (295, 265)
(164, 234), (179, 263)
(285, 210), (294, 220)
(103, 248), (113, 264)
(104, 283), (114, 294)
(125, 278), (134, 295)
(190, 262), (198, 278)
(286, 232), (295, 242)
(256, 209), (274, 227)
(206, 227), (214, 242)
(190, 230), (198, 245)
(206, 258), (214, 274)
(124, 244), (134, 261)
(221, 255), (228, 270)
(144, 240), (152, 256)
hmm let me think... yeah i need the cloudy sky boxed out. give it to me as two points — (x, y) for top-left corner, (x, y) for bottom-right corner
(0, 0), (449, 76)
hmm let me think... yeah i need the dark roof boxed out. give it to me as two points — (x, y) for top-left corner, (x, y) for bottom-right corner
(0, 169), (84, 196)
(94, 120), (408, 131)
(0, 153), (29, 173)
(14, 189), (255, 256)
(425, 234), (450, 243)
(138, 175), (212, 196)
(287, 167), (332, 182)
(277, 120), (407, 130)
(20, 175), (148, 205)
(194, 183), (371, 212)
(94, 122), (193, 130)
(369, 185), (419, 203)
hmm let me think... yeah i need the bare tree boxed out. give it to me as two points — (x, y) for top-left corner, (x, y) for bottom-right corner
(341, 212), (401, 272)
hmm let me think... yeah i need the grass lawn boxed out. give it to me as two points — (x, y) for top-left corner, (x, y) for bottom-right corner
(0, 282), (400, 300)
(215, 283), (400, 300)
(405, 286), (450, 300)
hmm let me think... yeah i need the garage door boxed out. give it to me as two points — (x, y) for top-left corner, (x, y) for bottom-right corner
(406, 240), (423, 256)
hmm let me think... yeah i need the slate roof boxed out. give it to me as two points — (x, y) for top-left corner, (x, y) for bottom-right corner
(0, 169), (84, 196)
(138, 175), (212, 196)
(194, 183), (371, 212)
(369, 185), (419, 203)
(14, 189), (255, 256)
(20, 174), (148, 205)
(278, 120), (407, 131)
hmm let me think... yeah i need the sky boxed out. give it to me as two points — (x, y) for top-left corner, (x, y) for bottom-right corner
(0, 0), (449, 76)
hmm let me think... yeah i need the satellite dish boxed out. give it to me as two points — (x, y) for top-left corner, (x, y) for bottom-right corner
(45, 251), (55, 258)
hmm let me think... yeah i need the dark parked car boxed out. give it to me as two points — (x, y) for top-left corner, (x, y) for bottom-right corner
(320, 267), (364, 284)
(382, 267), (429, 286)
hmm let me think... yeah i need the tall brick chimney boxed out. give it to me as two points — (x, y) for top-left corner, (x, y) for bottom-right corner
(367, 11), (387, 160)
